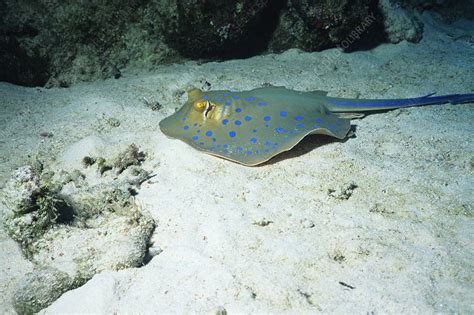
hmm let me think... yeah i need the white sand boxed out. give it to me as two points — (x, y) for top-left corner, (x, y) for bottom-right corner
(1, 13), (473, 314)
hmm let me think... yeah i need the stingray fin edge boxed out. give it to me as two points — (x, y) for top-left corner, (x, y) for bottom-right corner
(187, 88), (204, 101)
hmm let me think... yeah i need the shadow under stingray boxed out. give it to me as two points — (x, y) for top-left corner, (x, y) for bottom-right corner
(258, 125), (358, 167)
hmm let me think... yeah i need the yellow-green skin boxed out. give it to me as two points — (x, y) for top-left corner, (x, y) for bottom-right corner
(160, 86), (350, 166)
(159, 86), (473, 166)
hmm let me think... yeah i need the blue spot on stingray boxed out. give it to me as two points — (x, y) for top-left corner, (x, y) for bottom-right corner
(255, 150), (260, 154)
(193, 123), (198, 127)
(229, 131), (236, 138)
(275, 127), (285, 133)
(225, 101), (231, 106)
(296, 123), (305, 129)
(197, 130), (201, 133)
(199, 142), (204, 145)
(235, 120), (242, 126)
(250, 137), (257, 144)
(264, 116), (271, 121)
(245, 96), (255, 101)
(290, 131), (297, 135)
(224, 93), (230, 96)
(315, 117), (322, 123)
(202, 95), (209, 100)
(235, 108), (242, 113)
(205, 130), (213, 137)
(247, 151), (252, 155)
(295, 115), (303, 121)
(252, 129), (257, 133)
(236, 147), (243, 151)
(183, 125), (189, 130)
(222, 119), (229, 125)
(280, 111), (287, 117)
(245, 116), (252, 121)
(223, 144), (229, 148)
(181, 117), (186, 121)
(329, 124), (335, 129)
(192, 136), (198, 141)
(233, 95), (239, 100)
(258, 102), (267, 106)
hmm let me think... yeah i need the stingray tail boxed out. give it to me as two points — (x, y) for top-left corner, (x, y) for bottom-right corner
(326, 93), (474, 112)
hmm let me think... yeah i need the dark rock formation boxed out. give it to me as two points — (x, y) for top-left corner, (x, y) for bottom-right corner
(157, 0), (285, 58)
(0, 0), (472, 87)
(0, 0), (174, 87)
(0, 1), (51, 86)
(268, 0), (383, 52)
(395, 0), (474, 21)
(378, 0), (423, 44)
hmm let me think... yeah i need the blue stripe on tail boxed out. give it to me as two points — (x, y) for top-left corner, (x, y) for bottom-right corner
(329, 93), (474, 107)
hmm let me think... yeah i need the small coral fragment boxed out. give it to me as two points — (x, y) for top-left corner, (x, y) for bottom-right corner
(82, 156), (96, 167)
(113, 143), (145, 174)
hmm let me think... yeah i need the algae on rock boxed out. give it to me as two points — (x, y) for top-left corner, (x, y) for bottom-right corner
(0, 144), (156, 314)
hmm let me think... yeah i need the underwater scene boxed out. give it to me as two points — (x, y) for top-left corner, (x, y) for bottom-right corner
(0, 0), (473, 313)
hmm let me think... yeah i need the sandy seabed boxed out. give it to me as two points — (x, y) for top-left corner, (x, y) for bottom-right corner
(0, 13), (473, 314)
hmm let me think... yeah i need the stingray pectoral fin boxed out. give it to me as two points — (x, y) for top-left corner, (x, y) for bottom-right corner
(309, 90), (328, 96)
(201, 116), (350, 166)
(187, 88), (204, 101)
(309, 127), (349, 139)
(335, 112), (366, 119)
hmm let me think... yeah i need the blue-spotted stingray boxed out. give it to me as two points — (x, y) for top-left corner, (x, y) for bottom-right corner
(159, 86), (474, 166)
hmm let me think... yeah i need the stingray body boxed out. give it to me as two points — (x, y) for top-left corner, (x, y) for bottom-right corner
(159, 87), (474, 166)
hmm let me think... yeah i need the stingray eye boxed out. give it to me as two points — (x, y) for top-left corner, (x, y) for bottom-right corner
(193, 101), (207, 112)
